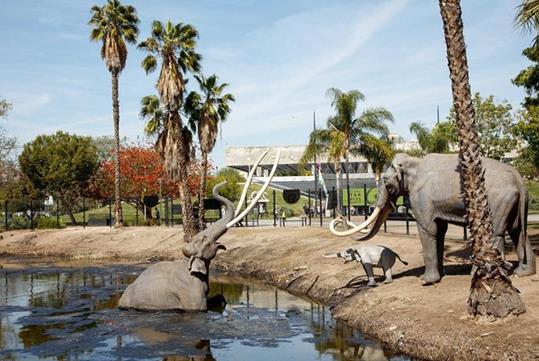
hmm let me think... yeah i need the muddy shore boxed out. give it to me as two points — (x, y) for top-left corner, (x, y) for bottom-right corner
(1, 226), (538, 361)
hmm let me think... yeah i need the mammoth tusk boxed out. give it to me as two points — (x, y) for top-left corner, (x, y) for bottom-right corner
(235, 149), (269, 216)
(329, 207), (381, 236)
(343, 218), (372, 234)
(227, 150), (281, 228)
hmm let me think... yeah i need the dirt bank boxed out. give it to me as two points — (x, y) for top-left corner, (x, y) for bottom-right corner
(1, 226), (538, 360)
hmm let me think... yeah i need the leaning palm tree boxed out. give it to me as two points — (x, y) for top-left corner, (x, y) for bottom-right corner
(185, 74), (235, 230)
(326, 88), (393, 214)
(439, 0), (525, 317)
(89, 0), (139, 227)
(138, 20), (201, 240)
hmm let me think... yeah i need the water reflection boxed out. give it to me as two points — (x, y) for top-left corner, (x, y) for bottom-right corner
(0, 265), (409, 361)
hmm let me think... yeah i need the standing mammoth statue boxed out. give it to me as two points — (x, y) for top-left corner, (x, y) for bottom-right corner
(119, 149), (280, 311)
(330, 153), (536, 284)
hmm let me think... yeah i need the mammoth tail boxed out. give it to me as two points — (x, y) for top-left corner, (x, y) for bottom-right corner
(395, 253), (408, 266)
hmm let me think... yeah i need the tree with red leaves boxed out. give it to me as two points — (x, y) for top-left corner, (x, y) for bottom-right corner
(88, 146), (205, 218)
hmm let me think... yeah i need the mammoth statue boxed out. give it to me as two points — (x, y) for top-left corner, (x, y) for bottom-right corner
(119, 149), (280, 311)
(330, 153), (536, 284)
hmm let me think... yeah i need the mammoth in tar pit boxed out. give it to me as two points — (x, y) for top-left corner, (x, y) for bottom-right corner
(330, 153), (536, 285)
(119, 149), (280, 311)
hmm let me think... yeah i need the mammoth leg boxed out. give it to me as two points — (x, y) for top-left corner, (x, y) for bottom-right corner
(418, 223), (441, 284)
(436, 220), (448, 277)
(362, 263), (376, 286)
(510, 228), (536, 277)
(383, 267), (393, 283)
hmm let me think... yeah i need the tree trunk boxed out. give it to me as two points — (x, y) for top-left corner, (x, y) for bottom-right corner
(334, 160), (342, 212)
(111, 70), (123, 227)
(176, 128), (197, 241)
(344, 151), (351, 219)
(439, 0), (525, 317)
(198, 149), (208, 230)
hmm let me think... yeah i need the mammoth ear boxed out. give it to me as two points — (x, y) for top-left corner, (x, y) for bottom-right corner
(391, 159), (404, 183)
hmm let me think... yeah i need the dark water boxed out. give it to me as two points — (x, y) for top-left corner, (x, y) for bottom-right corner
(0, 264), (410, 361)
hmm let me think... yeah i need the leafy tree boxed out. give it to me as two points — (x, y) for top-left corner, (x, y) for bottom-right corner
(206, 168), (244, 203)
(447, 93), (517, 160)
(0, 97), (11, 118)
(88, 146), (185, 217)
(185, 74), (235, 228)
(514, 107), (539, 174)
(89, 0), (139, 227)
(19, 132), (99, 224)
(409, 120), (456, 156)
(439, 0), (524, 317)
(138, 20), (201, 240)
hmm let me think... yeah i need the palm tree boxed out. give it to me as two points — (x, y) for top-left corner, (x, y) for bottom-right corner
(409, 121), (454, 155)
(185, 74), (235, 230)
(300, 125), (345, 211)
(89, 0), (139, 227)
(439, 0), (524, 317)
(516, 0), (539, 45)
(138, 20), (201, 240)
(326, 88), (393, 213)
(357, 135), (394, 183)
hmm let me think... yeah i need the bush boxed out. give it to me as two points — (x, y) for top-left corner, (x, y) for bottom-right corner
(35, 216), (63, 229)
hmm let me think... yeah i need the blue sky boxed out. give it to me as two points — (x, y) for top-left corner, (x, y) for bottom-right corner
(0, 0), (534, 166)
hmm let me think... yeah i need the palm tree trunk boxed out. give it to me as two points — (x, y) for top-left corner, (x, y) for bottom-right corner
(344, 151), (351, 219)
(111, 69), (123, 227)
(198, 150), (209, 230)
(176, 128), (197, 241)
(334, 160), (342, 213)
(439, 0), (525, 317)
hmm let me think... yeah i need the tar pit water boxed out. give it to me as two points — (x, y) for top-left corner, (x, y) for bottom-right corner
(0, 264), (410, 360)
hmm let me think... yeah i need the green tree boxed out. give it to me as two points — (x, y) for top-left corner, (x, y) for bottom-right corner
(185, 74), (235, 229)
(409, 120), (456, 156)
(89, 0), (139, 227)
(138, 20), (201, 240)
(326, 88), (393, 208)
(514, 107), (539, 174)
(439, 0), (524, 317)
(358, 135), (395, 182)
(206, 168), (244, 203)
(447, 93), (517, 160)
(19, 132), (99, 225)
(515, 0), (539, 45)
(0, 97), (11, 118)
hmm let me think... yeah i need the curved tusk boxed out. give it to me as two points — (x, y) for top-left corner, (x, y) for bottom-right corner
(329, 207), (381, 236)
(227, 150), (281, 228)
(235, 149), (269, 216)
(343, 218), (372, 234)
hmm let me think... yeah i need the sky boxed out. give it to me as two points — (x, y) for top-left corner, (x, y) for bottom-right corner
(0, 0), (534, 166)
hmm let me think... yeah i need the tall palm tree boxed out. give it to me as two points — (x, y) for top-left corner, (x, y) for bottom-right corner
(138, 20), (201, 240)
(185, 74), (235, 230)
(439, 0), (524, 317)
(326, 88), (393, 214)
(89, 0), (139, 227)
